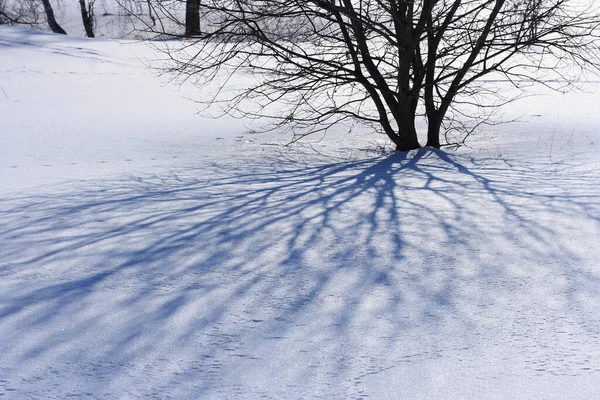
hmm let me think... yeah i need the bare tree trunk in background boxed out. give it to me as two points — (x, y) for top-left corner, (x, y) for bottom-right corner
(185, 0), (200, 37)
(40, 0), (66, 34)
(146, 0), (155, 26)
(79, 0), (95, 37)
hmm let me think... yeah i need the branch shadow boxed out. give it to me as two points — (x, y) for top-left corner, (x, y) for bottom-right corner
(1, 149), (600, 397)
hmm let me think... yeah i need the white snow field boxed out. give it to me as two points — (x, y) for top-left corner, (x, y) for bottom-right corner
(2, 26), (600, 399)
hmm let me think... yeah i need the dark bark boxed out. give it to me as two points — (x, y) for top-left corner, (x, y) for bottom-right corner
(393, 100), (421, 151)
(185, 0), (200, 37)
(394, 127), (422, 152)
(40, 0), (66, 34)
(79, 0), (94, 38)
(425, 114), (442, 149)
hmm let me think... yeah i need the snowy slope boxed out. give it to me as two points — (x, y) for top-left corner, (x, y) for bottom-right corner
(0, 26), (251, 189)
(2, 26), (600, 399)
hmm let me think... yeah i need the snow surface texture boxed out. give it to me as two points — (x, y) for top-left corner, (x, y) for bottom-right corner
(1, 26), (600, 399)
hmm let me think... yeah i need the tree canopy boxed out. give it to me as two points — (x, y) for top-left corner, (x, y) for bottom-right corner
(157, 0), (600, 150)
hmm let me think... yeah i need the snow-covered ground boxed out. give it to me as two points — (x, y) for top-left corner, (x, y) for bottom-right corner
(2, 26), (600, 399)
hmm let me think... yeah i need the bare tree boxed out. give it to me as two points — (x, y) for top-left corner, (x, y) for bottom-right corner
(157, 0), (600, 151)
(184, 0), (200, 36)
(42, 0), (67, 35)
(1, 1), (31, 25)
(79, 0), (95, 37)
(1, 0), (38, 25)
(115, 0), (187, 37)
(40, 0), (66, 34)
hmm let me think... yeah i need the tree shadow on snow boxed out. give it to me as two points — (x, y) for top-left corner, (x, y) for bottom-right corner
(1, 148), (600, 397)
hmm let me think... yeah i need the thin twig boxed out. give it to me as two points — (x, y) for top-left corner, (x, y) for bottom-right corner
(0, 84), (9, 100)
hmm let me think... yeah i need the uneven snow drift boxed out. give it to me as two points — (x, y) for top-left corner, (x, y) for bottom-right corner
(1, 26), (600, 399)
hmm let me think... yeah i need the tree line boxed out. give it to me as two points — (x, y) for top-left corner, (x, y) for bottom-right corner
(0, 0), (201, 38)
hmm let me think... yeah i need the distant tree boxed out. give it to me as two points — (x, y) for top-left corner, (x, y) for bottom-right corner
(146, 0), (156, 26)
(157, 0), (600, 151)
(116, 0), (190, 36)
(184, 0), (200, 36)
(79, 0), (95, 37)
(0, 0), (33, 25)
(40, 0), (66, 34)
(1, 0), (60, 31)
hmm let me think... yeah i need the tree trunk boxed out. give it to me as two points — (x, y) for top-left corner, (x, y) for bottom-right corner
(395, 134), (421, 151)
(394, 130), (421, 151)
(79, 0), (94, 38)
(185, 0), (201, 37)
(40, 0), (66, 34)
(425, 116), (442, 148)
(392, 101), (421, 152)
(389, 121), (421, 151)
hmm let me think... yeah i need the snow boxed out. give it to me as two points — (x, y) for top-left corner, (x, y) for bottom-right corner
(1, 25), (600, 399)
